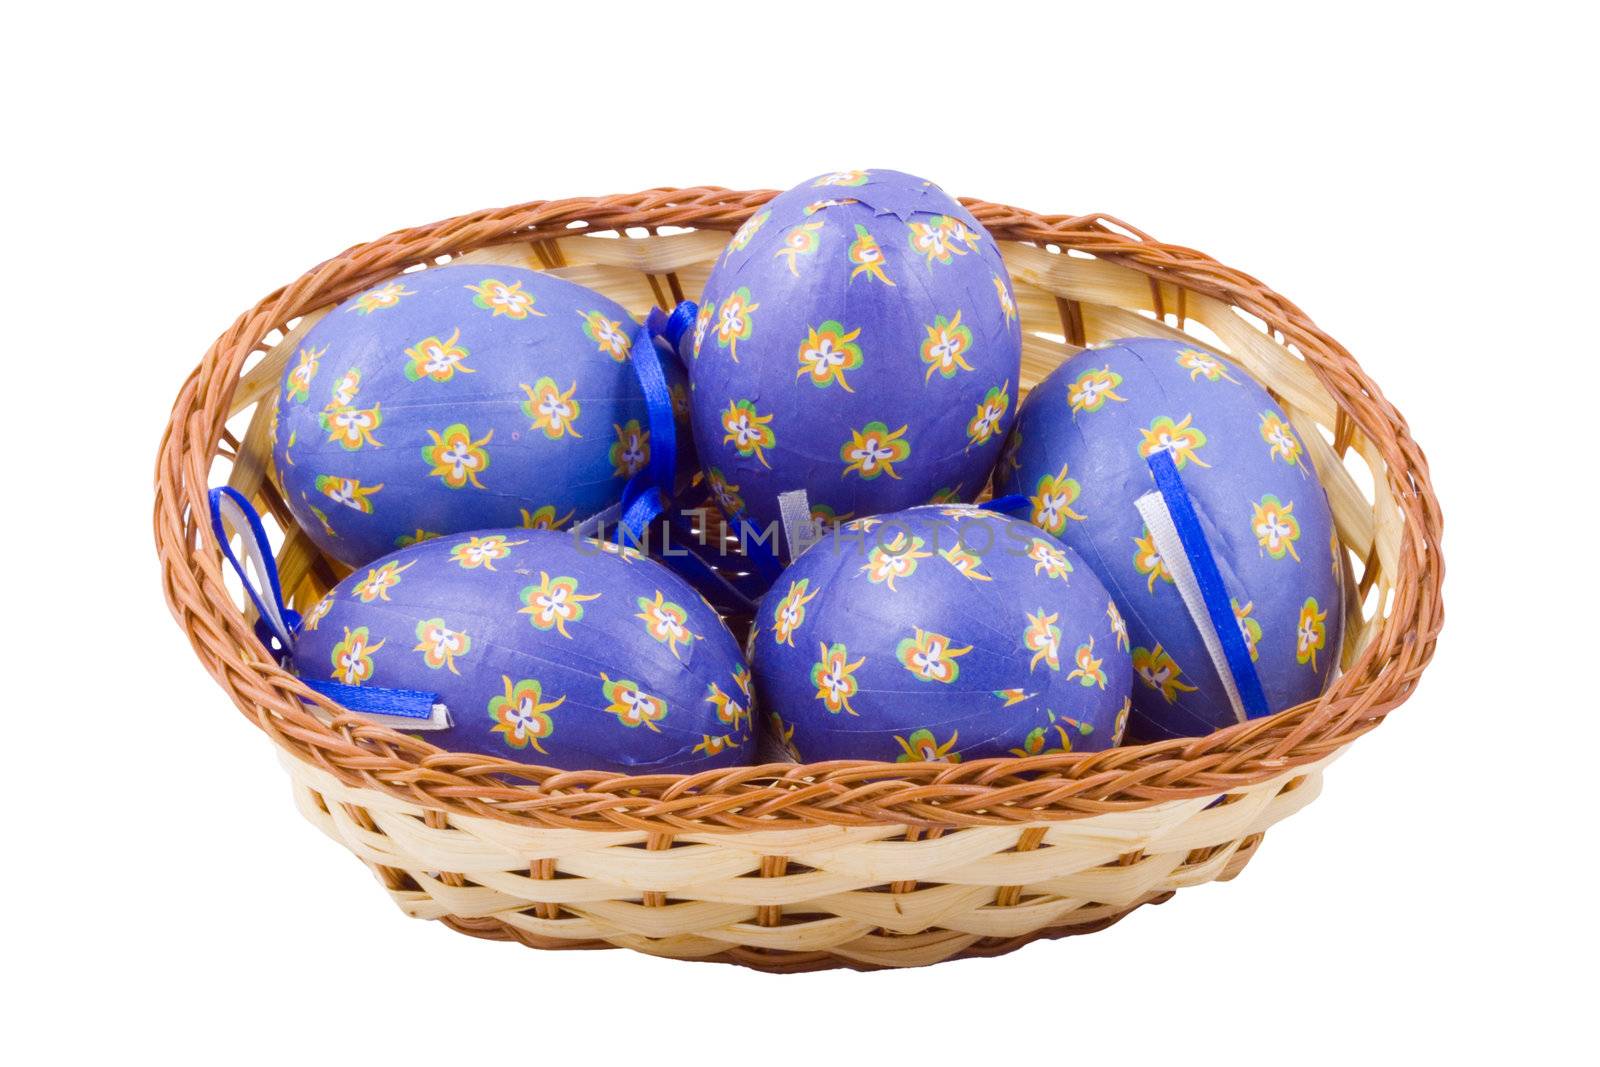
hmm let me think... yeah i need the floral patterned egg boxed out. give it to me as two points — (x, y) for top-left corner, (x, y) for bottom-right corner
(689, 169), (1022, 537)
(273, 264), (675, 568)
(993, 337), (1345, 741)
(292, 529), (754, 773)
(752, 506), (1132, 763)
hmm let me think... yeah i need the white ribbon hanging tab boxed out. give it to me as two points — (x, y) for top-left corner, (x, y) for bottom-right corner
(1135, 489), (1249, 725)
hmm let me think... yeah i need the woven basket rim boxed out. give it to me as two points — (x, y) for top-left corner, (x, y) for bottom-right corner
(153, 185), (1444, 833)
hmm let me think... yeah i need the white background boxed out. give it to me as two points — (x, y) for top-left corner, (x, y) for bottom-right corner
(6, 2), (1594, 1062)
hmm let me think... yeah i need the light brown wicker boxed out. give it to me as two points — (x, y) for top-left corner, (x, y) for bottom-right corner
(154, 186), (1443, 971)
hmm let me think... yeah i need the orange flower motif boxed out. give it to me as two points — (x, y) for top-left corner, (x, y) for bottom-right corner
(1133, 644), (1199, 703)
(841, 421), (910, 480)
(810, 642), (865, 716)
(1024, 609), (1062, 672)
(768, 712), (800, 761)
(848, 224), (894, 286)
(520, 378), (582, 438)
(488, 675), (563, 753)
(422, 423), (492, 489)
(773, 221), (823, 275)
(352, 559), (414, 603)
(1233, 599), (1263, 662)
(1296, 598), (1328, 670)
(600, 673), (669, 732)
(326, 367), (361, 410)
(577, 309), (632, 361)
(861, 533), (933, 591)
(993, 275), (1016, 323)
(1030, 463), (1085, 534)
(520, 505), (575, 531)
(1009, 723), (1078, 758)
(413, 618), (471, 675)
(692, 301), (715, 359)
(897, 628), (970, 683)
(942, 216), (982, 252)
(1252, 495), (1302, 560)
(726, 210), (770, 255)
(1132, 526), (1173, 591)
(349, 280), (413, 315)
(714, 287), (759, 361)
(609, 420), (650, 478)
(1027, 537), (1073, 582)
(404, 328), (474, 382)
(300, 594), (334, 632)
(1113, 697), (1131, 745)
(519, 572), (600, 638)
(1176, 347), (1240, 384)
(796, 321), (863, 391)
(1139, 414), (1211, 469)
(771, 579), (818, 647)
(721, 398), (776, 468)
(966, 381), (1010, 447)
(705, 681), (750, 733)
(450, 533), (525, 570)
(467, 278), (545, 319)
(1066, 636), (1107, 689)
(894, 727), (960, 763)
(920, 311), (974, 381)
(906, 218), (959, 266)
(707, 467), (743, 517)
(315, 475), (382, 514)
(395, 529), (440, 548)
(693, 734), (743, 758)
(323, 403), (382, 450)
(813, 170), (870, 187)
(635, 590), (698, 659)
(1107, 600), (1130, 652)
(285, 346), (323, 403)
(1067, 365), (1126, 414)
(329, 626), (383, 686)
(938, 542), (991, 581)
(1259, 411), (1304, 468)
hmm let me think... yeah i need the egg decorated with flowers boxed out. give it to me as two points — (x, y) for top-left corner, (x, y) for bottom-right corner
(292, 529), (754, 773)
(273, 264), (680, 568)
(993, 336), (1345, 742)
(688, 169), (1023, 537)
(751, 506), (1132, 764)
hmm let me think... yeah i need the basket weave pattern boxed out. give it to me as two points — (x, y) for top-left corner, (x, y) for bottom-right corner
(155, 187), (1442, 970)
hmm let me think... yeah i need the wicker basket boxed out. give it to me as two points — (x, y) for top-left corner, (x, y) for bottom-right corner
(154, 186), (1443, 972)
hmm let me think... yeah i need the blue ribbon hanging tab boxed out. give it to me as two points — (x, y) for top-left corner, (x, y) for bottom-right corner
(207, 487), (448, 728)
(981, 493), (1032, 516)
(1140, 451), (1272, 720)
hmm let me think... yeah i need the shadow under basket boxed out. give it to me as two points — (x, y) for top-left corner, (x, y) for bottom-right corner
(155, 187), (1443, 972)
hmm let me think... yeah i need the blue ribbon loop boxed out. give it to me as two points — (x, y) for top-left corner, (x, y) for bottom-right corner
(207, 486), (442, 722)
(1144, 451), (1272, 719)
(619, 301), (786, 590)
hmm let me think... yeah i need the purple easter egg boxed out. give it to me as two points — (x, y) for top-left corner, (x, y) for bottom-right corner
(993, 337), (1345, 741)
(272, 265), (675, 568)
(292, 529), (754, 773)
(752, 506), (1132, 764)
(689, 169), (1022, 536)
